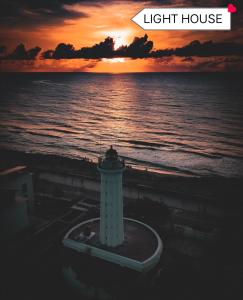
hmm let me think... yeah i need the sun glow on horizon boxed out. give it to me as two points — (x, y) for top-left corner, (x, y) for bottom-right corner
(103, 30), (130, 50)
(113, 36), (126, 50)
(103, 58), (126, 63)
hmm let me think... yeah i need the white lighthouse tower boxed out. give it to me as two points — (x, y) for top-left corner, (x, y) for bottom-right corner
(63, 146), (163, 273)
(98, 146), (125, 247)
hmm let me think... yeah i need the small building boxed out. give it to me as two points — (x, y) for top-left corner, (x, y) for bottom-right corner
(0, 165), (34, 240)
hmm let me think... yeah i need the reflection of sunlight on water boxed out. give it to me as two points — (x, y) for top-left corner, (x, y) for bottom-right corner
(95, 75), (138, 149)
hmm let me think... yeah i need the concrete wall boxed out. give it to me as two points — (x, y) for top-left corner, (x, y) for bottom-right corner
(38, 171), (223, 218)
(0, 172), (34, 239)
(5, 172), (34, 212)
(0, 198), (29, 238)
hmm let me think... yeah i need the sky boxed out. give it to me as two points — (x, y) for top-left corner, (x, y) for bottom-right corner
(0, 0), (242, 72)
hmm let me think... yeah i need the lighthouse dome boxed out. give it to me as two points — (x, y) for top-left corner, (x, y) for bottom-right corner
(105, 145), (118, 160)
(98, 146), (125, 170)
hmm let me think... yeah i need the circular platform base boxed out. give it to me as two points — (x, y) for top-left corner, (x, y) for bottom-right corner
(63, 217), (163, 272)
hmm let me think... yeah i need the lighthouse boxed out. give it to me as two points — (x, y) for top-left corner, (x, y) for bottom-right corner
(98, 146), (125, 247)
(63, 146), (162, 273)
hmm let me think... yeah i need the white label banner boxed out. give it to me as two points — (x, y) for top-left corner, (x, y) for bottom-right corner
(132, 8), (231, 30)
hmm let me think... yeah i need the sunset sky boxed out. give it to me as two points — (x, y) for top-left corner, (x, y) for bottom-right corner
(0, 0), (242, 72)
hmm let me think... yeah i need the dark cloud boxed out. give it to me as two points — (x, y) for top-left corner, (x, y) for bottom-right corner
(1, 0), (241, 28)
(78, 37), (115, 58)
(174, 40), (243, 57)
(180, 56), (243, 72)
(4, 43), (41, 60)
(42, 37), (114, 59)
(44, 43), (75, 59)
(156, 56), (173, 64)
(117, 34), (153, 58)
(221, 57), (243, 71)
(2, 36), (243, 62)
(83, 0), (231, 5)
(151, 40), (243, 58)
(195, 58), (224, 70)
(111, 0), (242, 9)
(42, 35), (153, 59)
(0, 57), (98, 72)
(0, 0), (88, 27)
(182, 56), (194, 62)
(40, 36), (243, 60)
(192, 57), (234, 71)
(148, 0), (241, 9)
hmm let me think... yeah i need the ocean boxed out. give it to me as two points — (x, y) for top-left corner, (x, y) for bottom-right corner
(0, 72), (243, 177)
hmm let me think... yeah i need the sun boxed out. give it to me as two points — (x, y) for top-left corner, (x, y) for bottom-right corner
(102, 30), (130, 50)
(101, 30), (130, 64)
(113, 36), (126, 50)
(103, 58), (125, 63)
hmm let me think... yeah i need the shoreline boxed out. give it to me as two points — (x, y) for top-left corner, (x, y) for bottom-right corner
(1, 148), (242, 208)
(1, 147), (242, 178)
(0, 147), (196, 179)
(0, 145), (202, 178)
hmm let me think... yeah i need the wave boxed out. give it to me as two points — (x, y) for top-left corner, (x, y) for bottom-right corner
(25, 131), (62, 139)
(120, 154), (197, 176)
(1, 72), (243, 177)
(123, 140), (166, 148)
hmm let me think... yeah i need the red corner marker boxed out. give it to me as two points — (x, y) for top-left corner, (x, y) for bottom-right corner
(228, 3), (237, 13)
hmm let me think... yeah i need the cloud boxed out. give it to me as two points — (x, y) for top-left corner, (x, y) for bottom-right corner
(41, 34), (153, 59)
(0, 56), (99, 72)
(156, 56), (174, 64)
(78, 37), (115, 58)
(1, 0), (240, 29)
(181, 56), (194, 62)
(0, 0), (88, 27)
(78, 0), (230, 6)
(2, 35), (243, 62)
(4, 43), (41, 60)
(191, 57), (243, 71)
(39, 36), (243, 60)
(92, 0), (242, 9)
(152, 40), (243, 58)
(42, 37), (114, 59)
(174, 40), (243, 57)
(117, 34), (153, 58)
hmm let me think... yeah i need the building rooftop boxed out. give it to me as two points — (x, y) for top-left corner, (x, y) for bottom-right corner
(0, 165), (27, 177)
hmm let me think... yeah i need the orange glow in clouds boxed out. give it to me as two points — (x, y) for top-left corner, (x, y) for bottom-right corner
(1, 1), (241, 72)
